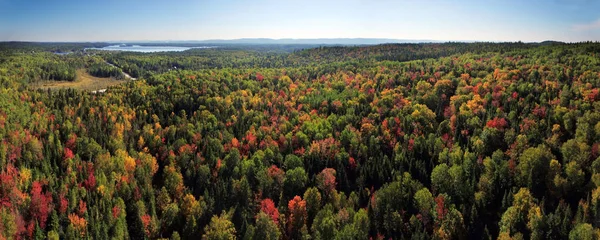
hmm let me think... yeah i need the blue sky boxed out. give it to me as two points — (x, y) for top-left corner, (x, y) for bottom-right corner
(1, 0), (599, 42)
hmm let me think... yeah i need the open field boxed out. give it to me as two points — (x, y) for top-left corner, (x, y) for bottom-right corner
(31, 69), (126, 91)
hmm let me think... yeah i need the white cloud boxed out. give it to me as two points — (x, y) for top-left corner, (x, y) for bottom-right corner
(573, 18), (600, 31)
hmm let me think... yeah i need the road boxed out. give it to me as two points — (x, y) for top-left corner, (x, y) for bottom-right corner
(104, 61), (137, 80)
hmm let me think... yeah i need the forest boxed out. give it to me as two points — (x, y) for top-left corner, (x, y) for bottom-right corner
(0, 41), (600, 239)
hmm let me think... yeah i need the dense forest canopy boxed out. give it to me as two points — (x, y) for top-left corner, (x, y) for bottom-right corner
(0, 41), (600, 239)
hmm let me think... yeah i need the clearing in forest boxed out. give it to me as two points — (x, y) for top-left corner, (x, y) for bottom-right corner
(32, 69), (126, 91)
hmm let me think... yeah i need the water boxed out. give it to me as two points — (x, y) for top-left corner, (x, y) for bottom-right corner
(86, 45), (214, 53)
(54, 52), (73, 55)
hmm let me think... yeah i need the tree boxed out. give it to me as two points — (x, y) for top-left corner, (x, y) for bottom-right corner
(47, 230), (59, 240)
(562, 139), (591, 167)
(163, 163), (185, 199)
(353, 208), (370, 240)
(499, 188), (540, 238)
(0, 208), (16, 239)
(264, 165), (284, 200)
(182, 193), (204, 238)
(29, 181), (52, 229)
(224, 148), (241, 177)
(518, 145), (554, 196)
(317, 168), (337, 198)
(431, 164), (451, 194)
(284, 167), (308, 199)
(569, 223), (597, 240)
(259, 198), (279, 224)
(374, 173), (421, 237)
(312, 205), (338, 239)
(303, 187), (322, 227)
(414, 188), (434, 227)
(68, 213), (87, 238)
(203, 211), (236, 240)
(253, 211), (281, 240)
(435, 207), (466, 240)
(287, 195), (307, 239)
(284, 154), (303, 170)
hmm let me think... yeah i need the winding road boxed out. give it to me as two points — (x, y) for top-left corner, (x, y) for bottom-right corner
(90, 61), (138, 94)
(104, 61), (137, 80)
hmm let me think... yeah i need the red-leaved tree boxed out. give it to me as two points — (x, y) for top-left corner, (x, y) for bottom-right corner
(287, 196), (307, 237)
(29, 181), (52, 228)
(260, 198), (280, 224)
(317, 168), (336, 196)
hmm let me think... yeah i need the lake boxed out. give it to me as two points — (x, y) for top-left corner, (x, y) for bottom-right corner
(86, 45), (214, 53)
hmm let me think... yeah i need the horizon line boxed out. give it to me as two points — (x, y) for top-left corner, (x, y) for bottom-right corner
(0, 38), (592, 44)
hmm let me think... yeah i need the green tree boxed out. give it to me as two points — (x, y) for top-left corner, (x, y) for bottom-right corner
(518, 145), (555, 195)
(414, 188), (434, 226)
(431, 164), (451, 194)
(353, 208), (370, 240)
(253, 211), (281, 240)
(203, 211), (237, 240)
(304, 187), (322, 228)
(569, 223), (597, 240)
(312, 205), (338, 239)
(284, 167), (308, 199)
(561, 139), (591, 167)
(0, 208), (16, 240)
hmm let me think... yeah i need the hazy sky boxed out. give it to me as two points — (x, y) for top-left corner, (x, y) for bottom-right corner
(1, 0), (599, 42)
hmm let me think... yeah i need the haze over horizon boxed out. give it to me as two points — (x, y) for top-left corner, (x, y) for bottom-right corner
(1, 0), (600, 42)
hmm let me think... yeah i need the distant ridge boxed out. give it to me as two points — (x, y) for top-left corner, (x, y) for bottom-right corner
(538, 40), (566, 45)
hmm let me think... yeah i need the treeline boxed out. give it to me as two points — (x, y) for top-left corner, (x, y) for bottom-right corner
(99, 42), (564, 78)
(0, 42), (109, 53)
(0, 52), (85, 83)
(87, 63), (124, 79)
(289, 42), (541, 64)
(39, 62), (77, 81)
(102, 49), (288, 78)
(0, 42), (599, 239)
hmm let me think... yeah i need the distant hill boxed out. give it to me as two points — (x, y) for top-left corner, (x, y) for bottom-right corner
(538, 40), (566, 45)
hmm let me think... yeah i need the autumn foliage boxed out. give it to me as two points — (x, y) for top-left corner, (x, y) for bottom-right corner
(486, 117), (508, 130)
(0, 42), (599, 239)
(259, 198), (279, 224)
(287, 196), (307, 236)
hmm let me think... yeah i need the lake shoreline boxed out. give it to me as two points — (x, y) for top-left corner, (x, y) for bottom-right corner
(85, 45), (217, 53)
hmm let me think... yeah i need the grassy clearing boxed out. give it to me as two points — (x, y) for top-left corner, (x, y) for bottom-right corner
(32, 69), (126, 91)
